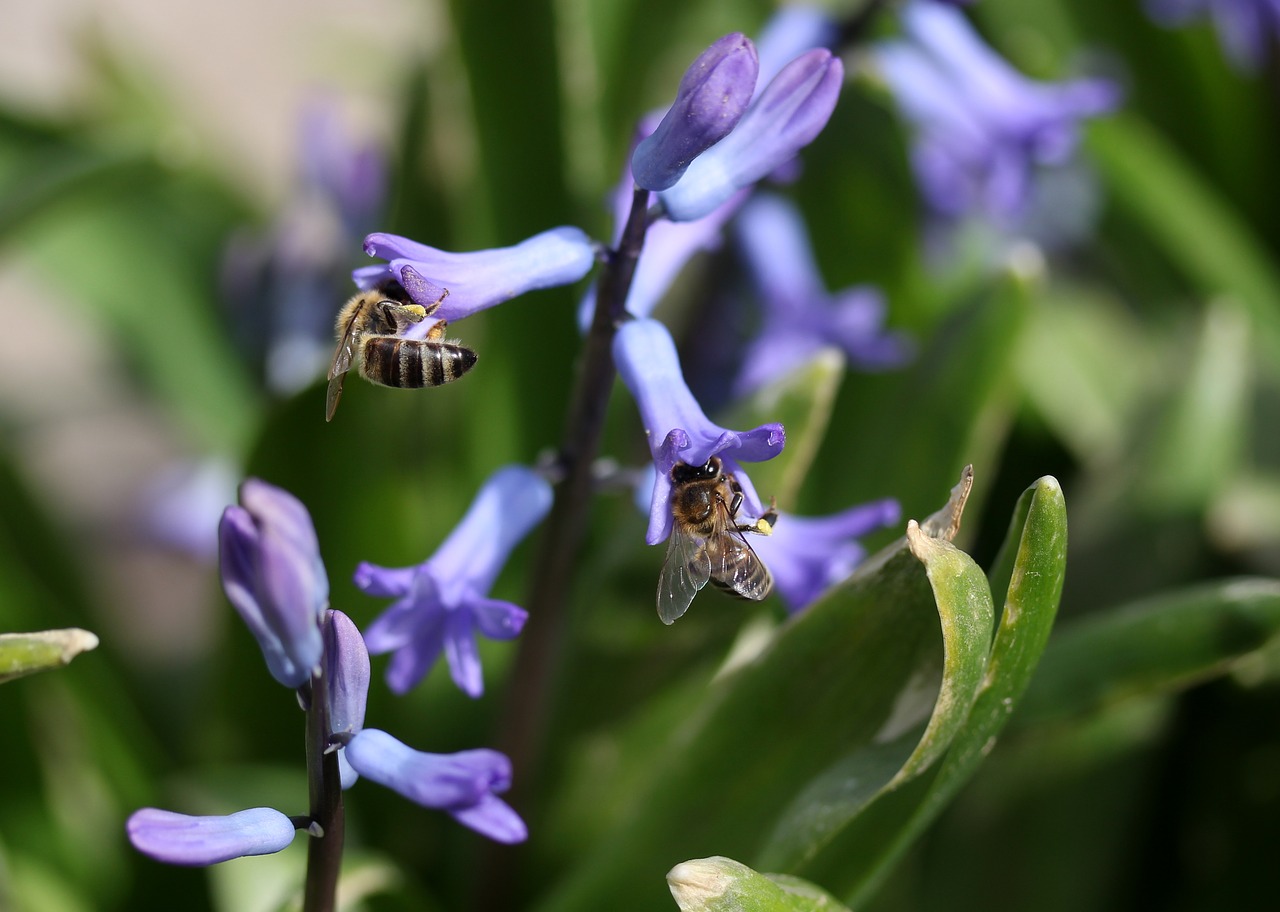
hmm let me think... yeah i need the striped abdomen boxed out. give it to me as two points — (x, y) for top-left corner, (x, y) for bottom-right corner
(360, 335), (477, 388)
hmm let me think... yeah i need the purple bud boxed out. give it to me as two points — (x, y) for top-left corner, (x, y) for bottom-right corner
(344, 728), (527, 843)
(613, 318), (784, 544)
(219, 479), (328, 688)
(127, 807), (296, 866)
(658, 49), (844, 222)
(353, 227), (597, 325)
(324, 609), (370, 788)
(632, 33), (759, 191)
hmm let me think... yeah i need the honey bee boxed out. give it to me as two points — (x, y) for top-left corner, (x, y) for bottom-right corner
(326, 281), (477, 421)
(656, 456), (777, 625)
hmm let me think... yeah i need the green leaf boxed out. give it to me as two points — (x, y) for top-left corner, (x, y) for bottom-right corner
(667, 857), (850, 912)
(768, 477), (1066, 907)
(536, 468), (999, 912)
(1016, 578), (1280, 728)
(0, 628), (98, 684)
(720, 348), (846, 508)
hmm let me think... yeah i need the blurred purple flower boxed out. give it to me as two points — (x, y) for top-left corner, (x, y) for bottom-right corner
(613, 318), (785, 545)
(353, 227), (597, 329)
(752, 499), (901, 613)
(733, 194), (912, 396)
(127, 807), (297, 866)
(658, 49), (844, 222)
(1145, 0), (1280, 70)
(877, 1), (1119, 223)
(137, 457), (238, 562)
(755, 5), (838, 86)
(344, 729), (526, 843)
(356, 466), (552, 697)
(632, 33), (759, 191)
(219, 479), (328, 688)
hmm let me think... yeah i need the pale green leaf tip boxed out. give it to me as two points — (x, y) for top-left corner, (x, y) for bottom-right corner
(918, 464), (974, 542)
(0, 628), (100, 684)
(668, 857), (742, 910)
(668, 857), (851, 912)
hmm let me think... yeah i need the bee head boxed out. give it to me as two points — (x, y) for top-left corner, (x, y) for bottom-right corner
(670, 456), (723, 485)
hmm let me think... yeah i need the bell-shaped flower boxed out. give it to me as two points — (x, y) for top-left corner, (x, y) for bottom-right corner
(632, 33), (759, 191)
(755, 5), (838, 87)
(752, 499), (900, 613)
(355, 466), (552, 697)
(127, 807), (297, 866)
(1145, 0), (1280, 71)
(343, 728), (525, 843)
(876, 1), (1120, 222)
(613, 318), (785, 545)
(324, 609), (370, 788)
(657, 48), (844, 222)
(219, 478), (328, 688)
(353, 226), (597, 327)
(732, 194), (912, 396)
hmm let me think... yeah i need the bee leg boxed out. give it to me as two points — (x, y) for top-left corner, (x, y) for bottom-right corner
(424, 319), (449, 342)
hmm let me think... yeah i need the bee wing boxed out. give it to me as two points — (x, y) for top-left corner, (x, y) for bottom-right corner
(326, 316), (360, 422)
(708, 524), (774, 602)
(325, 372), (347, 422)
(657, 528), (712, 625)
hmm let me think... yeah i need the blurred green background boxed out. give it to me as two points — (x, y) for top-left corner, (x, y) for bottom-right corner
(1, 0), (1278, 909)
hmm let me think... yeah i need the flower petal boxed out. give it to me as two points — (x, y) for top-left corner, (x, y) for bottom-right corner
(345, 729), (514, 811)
(127, 807), (296, 866)
(325, 610), (370, 738)
(450, 793), (528, 844)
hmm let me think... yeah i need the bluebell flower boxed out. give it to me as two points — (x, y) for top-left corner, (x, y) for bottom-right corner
(732, 193), (912, 396)
(755, 5), (838, 86)
(876, 1), (1119, 223)
(751, 499), (901, 613)
(343, 729), (526, 843)
(127, 807), (298, 866)
(354, 227), (597, 328)
(613, 318), (785, 545)
(324, 609), (369, 789)
(657, 48), (844, 222)
(1145, 0), (1280, 70)
(356, 466), (553, 697)
(632, 33), (759, 191)
(137, 457), (238, 562)
(219, 479), (328, 688)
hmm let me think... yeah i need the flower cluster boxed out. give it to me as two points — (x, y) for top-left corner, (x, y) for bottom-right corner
(128, 480), (526, 868)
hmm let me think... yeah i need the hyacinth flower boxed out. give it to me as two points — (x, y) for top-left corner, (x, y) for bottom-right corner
(356, 465), (553, 697)
(657, 47), (844, 222)
(219, 478), (329, 688)
(732, 193), (911, 396)
(875, 0), (1120, 224)
(754, 4), (838, 87)
(127, 807), (300, 867)
(751, 499), (901, 613)
(631, 32), (758, 191)
(613, 318), (785, 546)
(353, 226), (598, 330)
(1144, 0), (1280, 71)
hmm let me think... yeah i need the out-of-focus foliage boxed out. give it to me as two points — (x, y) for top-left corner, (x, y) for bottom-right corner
(1, 0), (1278, 910)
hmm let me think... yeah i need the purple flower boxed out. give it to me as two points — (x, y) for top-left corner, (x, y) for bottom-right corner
(657, 48), (844, 222)
(356, 466), (552, 697)
(752, 499), (901, 613)
(1145, 0), (1280, 70)
(353, 227), (597, 327)
(732, 194), (912, 396)
(877, 1), (1119, 223)
(127, 807), (297, 866)
(632, 33), (759, 191)
(755, 5), (838, 86)
(613, 318), (785, 545)
(137, 457), (238, 562)
(219, 479), (328, 688)
(324, 609), (370, 789)
(344, 729), (526, 843)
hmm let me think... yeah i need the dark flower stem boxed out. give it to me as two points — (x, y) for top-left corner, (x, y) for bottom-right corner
(302, 677), (345, 912)
(475, 186), (650, 909)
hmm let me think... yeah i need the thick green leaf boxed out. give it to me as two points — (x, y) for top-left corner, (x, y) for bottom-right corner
(536, 469), (994, 912)
(768, 477), (1066, 907)
(668, 857), (850, 912)
(1016, 578), (1280, 727)
(0, 628), (98, 684)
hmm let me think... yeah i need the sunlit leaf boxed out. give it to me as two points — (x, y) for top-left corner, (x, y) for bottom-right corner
(0, 628), (99, 684)
(667, 856), (850, 912)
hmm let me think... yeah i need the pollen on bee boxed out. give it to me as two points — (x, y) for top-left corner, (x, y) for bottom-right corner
(405, 304), (428, 319)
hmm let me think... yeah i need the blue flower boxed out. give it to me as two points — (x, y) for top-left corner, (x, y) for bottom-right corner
(1145, 0), (1280, 71)
(324, 609), (369, 789)
(127, 807), (298, 866)
(343, 729), (526, 843)
(876, 1), (1119, 223)
(613, 318), (785, 545)
(657, 48), (844, 222)
(632, 33), (759, 191)
(219, 478), (328, 688)
(356, 466), (553, 697)
(751, 499), (901, 613)
(354, 227), (598, 327)
(755, 5), (838, 86)
(732, 194), (912, 396)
